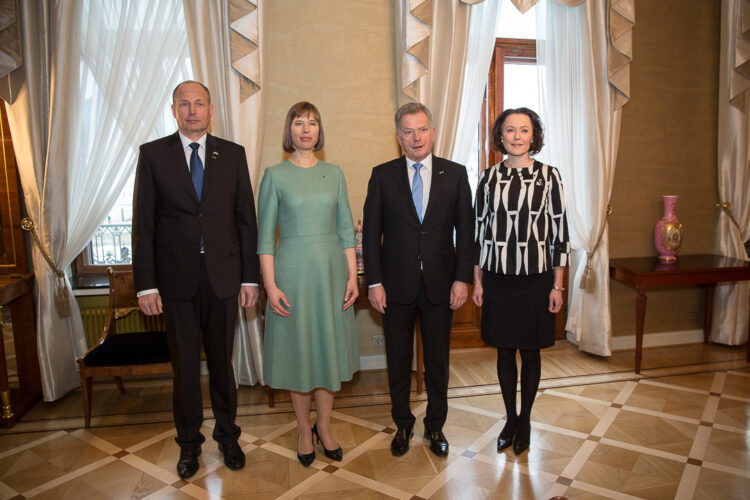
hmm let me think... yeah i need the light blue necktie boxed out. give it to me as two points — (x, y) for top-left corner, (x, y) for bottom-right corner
(189, 142), (204, 201)
(412, 162), (423, 222)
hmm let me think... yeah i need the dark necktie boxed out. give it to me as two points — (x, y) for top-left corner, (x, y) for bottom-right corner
(412, 163), (423, 222)
(189, 142), (204, 201)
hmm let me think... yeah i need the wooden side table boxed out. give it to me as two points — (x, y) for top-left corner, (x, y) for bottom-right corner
(0, 274), (40, 426)
(609, 254), (750, 373)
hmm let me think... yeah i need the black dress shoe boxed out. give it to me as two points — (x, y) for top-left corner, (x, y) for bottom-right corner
(390, 426), (414, 457)
(297, 434), (315, 467)
(218, 442), (245, 470)
(424, 429), (449, 457)
(497, 419), (517, 452)
(312, 423), (343, 461)
(176, 446), (201, 479)
(513, 421), (530, 456)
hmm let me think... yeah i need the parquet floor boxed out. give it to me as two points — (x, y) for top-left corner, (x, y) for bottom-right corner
(1, 338), (749, 499)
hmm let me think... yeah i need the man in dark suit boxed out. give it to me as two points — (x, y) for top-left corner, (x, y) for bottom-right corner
(362, 102), (473, 457)
(133, 81), (260, 479)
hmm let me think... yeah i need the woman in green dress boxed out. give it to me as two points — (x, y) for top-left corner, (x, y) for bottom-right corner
(258, 102), (359, 466)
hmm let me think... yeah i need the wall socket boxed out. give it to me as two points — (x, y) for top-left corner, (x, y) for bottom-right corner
(372, 334), (385, 347)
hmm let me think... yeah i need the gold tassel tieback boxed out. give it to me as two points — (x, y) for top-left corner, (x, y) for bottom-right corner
(579, 252), (596, 292)
(21, 217), (71, 317)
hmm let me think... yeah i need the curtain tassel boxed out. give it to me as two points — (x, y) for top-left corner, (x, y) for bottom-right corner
(579, 252), (596, 292)
(21, 218), (71, 317)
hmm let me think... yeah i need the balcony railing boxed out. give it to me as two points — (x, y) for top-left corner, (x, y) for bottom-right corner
(88, 222), (132, 265)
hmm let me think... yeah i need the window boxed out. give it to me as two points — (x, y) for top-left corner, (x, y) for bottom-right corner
(73, 96), (191, 277)
(72, 4), (192, 279)
(467, 0), (540, 181)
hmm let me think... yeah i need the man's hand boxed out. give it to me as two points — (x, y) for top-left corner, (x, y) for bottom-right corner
(449, 281), (468, 310)
(368, 285), (387, 314)
(240, 285), (259, 308)
(138, 292), (163, 315)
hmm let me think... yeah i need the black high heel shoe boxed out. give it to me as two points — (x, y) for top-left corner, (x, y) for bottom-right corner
(312, 423), (343, 461)
(497, 419), (517, 452)
(296, 433), (315, 467)
(513, 420), (530, 456)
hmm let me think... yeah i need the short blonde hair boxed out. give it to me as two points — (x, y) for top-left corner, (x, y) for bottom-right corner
(282, 102), (325, 153)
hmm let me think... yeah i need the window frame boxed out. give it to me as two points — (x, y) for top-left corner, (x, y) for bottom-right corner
(482, 38), (537, 171)
(73, 246), (131, 276)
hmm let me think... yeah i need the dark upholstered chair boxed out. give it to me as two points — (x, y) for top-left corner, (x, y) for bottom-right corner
(76, 268), (171, 427)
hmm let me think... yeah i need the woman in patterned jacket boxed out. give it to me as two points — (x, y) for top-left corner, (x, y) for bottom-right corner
(472, 107), (570, 456)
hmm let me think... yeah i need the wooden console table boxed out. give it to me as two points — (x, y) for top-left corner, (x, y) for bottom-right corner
(0, 274), (40, 426)
(610, 254), (750, 373)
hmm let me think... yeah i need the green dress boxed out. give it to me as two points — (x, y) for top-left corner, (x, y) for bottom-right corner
(258, 160), (359, 392)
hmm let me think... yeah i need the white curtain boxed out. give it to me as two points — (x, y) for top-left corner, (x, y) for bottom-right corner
(712, 0), (750, 345)
(451, 0), (502, 165)
(536, 0), (631, 356)
(4, 0), (189, 400)
(184, 0), (266, 385)
(4, 0), (85, 401)
(396, 0), (500, 160)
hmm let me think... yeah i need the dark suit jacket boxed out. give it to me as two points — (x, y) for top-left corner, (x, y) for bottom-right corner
(362, 155), (474, 305)
(132, 132), (260, 300)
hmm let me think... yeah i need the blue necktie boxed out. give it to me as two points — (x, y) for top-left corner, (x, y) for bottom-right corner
(189, 142), (204, 201)
(412, 162), (423, 222)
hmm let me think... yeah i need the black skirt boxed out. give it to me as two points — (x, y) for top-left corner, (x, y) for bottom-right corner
(480, 269), (555, 350)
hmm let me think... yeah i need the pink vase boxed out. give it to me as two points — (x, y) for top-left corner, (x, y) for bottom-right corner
(654, 195), (683, 262)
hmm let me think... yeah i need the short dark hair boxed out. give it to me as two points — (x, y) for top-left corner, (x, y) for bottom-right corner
(282, 102), (325, 153)
(172, 80), (211, 104)
(395, 102), (433, 132)
(491, 107), (544, 156)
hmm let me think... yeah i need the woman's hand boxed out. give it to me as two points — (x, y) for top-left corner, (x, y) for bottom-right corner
(472, 265), (484, 307)
(267, 286), (291, 317)
(471, 282), (483, 307)
(548, 289), (563, 313)
(342, 277), (359, 310)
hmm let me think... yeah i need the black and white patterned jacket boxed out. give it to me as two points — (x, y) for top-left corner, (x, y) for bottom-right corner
(474, 160), (570, 275)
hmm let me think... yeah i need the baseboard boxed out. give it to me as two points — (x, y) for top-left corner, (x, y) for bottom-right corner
(360, 354), (387, 371)
(577, 329), (705, 351)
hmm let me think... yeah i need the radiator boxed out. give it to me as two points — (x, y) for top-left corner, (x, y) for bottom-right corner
(81, 307), (166, 348)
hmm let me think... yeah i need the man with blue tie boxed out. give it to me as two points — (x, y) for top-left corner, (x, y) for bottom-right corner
(362, 103), (474, 457)
(133, 81), (260, 478)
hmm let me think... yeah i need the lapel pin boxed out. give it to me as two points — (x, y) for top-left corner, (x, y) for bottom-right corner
(439, 170), (445, 175)
(211, 151), (219, 159)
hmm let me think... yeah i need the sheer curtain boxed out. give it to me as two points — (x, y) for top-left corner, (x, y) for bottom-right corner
(712, 0), (750, 345)
(4, 0), (190, 400)
(395, 0), (500, 160)
(184, 0), (267, 385)
(536, 0), (631, 356)
(451, 0), (502, 165)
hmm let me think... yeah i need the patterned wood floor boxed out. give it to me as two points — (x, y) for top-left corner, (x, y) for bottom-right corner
(1, 340), (748, 499)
